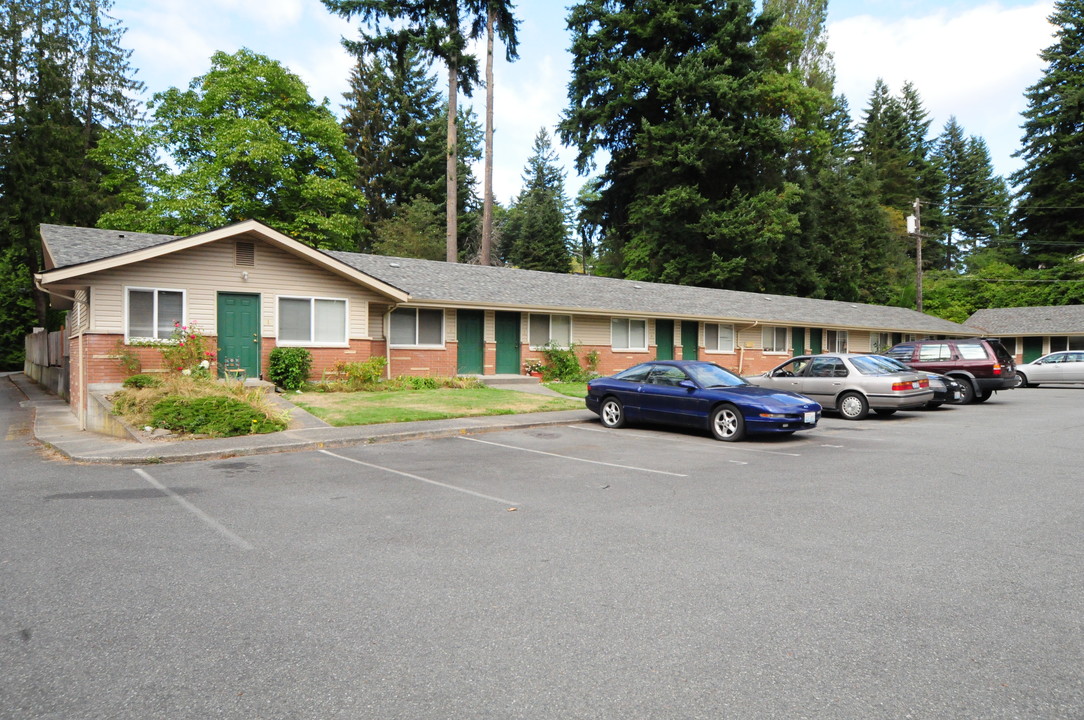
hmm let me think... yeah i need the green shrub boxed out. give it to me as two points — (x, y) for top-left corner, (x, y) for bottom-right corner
(122, 374), (162, 389)
(540, 342), (590, 382)
(269, 347), (313, 390)
(150, 395), (287, 437)
(335, 356), (387, 387)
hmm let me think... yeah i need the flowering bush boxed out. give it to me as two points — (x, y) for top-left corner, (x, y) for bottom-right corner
(159, 321), (215, 378)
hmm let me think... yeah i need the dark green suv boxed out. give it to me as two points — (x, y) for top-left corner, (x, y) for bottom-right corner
(884, 338), (1016, 404)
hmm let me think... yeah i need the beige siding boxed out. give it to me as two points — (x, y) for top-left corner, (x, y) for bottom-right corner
(368, 303), (389, 341)
(849, 331), (871, 353)
(81, 239), (386, 339)
(572, 315), (610, 345)
(737, 325), (761, 349)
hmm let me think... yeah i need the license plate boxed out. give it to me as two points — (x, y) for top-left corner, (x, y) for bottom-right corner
(804, 412), (816, 424)
(913, 381), (920, 389)
(952, 392), (960, 399)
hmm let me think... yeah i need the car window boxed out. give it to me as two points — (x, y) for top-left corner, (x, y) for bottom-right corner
(614, 364), (652, 382)
(809, 357), (847, 377)
(917, 344), (951, 361)
(1071, 353), (1084, 363)
(770, 358), (809, 377)
(852, 355), (904, 374)
(955, 342), (988, 360)
(647, 365), (688, 386)
(686, 363), (746, 388)
(885, 344), (914, 360)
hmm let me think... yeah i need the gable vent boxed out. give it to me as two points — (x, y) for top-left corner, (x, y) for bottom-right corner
(235, 240), (255, 266)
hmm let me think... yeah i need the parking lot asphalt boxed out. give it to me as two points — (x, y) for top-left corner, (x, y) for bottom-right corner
(3, 375), (1082, 718)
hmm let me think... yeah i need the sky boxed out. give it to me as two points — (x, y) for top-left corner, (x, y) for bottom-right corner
(110, 0), (1057, 206)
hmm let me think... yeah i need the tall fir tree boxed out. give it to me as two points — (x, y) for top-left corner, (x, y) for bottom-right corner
(501, 128), (571, 273)
(559, 0), (825, 292)
(0, 0), (141, 351)
(1011, 0), (1084, 266)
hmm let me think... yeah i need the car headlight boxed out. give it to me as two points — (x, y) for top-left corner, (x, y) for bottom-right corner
(758, 413), (788, 419)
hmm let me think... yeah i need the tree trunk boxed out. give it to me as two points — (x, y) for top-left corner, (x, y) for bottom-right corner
(480, 6), (495, 266)
(446, 62), (458, 263)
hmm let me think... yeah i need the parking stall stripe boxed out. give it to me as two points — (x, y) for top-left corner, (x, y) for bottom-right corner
(458, 436), (688, 477)
(570, 425), (804, 457)
(134, 469), (254, 551)
(319, 450), (521, 506)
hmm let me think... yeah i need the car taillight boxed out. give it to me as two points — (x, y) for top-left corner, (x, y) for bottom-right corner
(918, 378), (929, 388)
(993, 363), (1002, 375)
(892, 381), (919, 391)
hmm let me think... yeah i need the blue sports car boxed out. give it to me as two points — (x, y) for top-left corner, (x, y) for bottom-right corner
(585, 360), (821, 442)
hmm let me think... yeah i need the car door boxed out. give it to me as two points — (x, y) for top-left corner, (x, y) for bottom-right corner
(607, 364), (653, 420)
(1030, 353), (1065, 383)
(799, 356), (848, 407)
(755, 357), (809, 393)
(641, 365), (703, 426)
(1067, 353), (1084, 382)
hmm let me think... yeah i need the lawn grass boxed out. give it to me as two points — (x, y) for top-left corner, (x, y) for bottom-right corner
(293, 386), (583, 426)
(543, 382), (589, 398)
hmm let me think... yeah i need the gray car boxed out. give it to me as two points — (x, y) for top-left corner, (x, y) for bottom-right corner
(748, 353), (934, 420)
(1014, 351), (1084, 387)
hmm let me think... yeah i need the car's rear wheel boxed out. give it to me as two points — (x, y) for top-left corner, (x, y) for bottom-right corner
(837, 391), (869, 420)
(874, 408), (897, 416)
(1014, 372), (1029, 388)
(709, 404), (746, 442)
(599, 397), (625, 428)
(974, 390), (993, 403)
(953, 378), (975, 404)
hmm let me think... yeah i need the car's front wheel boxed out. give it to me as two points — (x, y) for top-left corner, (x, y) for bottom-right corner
(837, 391), (869, 420)
(954, 378), (975, 404)
(599, 397), (625, 428)
(709, 404), (746, 442)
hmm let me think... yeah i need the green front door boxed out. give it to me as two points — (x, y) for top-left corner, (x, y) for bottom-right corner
(217, 293), (261, 378)
(680, 321), (699, 360)
(457, 310), (484, 374)
(655, 319), (674, 360)
(809, 327), (823, 355)
(791, 327), (805, 357)
(1023, 336), (1044, 363)
(495, 311), (521, 374)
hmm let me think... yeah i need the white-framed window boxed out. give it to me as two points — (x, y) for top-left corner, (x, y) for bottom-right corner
(704, 323), (735, 353)
(126, 287), (184, 341)
(529, 314), (571, 349)
(827, 329), (849, 353)
(278, 296), (348, 346)
(390, 307), (444, 347)
(870, 332), (891, 353)
(762, 326), (788, 353)
(611, 318), (647, 351)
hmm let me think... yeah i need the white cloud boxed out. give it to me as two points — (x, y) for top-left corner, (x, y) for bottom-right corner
(829, 1), (1056, 178)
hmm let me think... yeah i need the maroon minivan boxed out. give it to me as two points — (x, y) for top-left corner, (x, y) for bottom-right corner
(884, 338), (1016, 404)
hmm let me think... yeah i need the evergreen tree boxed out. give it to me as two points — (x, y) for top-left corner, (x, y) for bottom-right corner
(95, 49), (365, 250)
(341, 44), (445, 242)
(934, 117), (1011, 270)
(1011, 0), (1084, 266)
(0, 0), (141, 337)
(372, 195), (445, 260)
(501, 128), (571, 273)
(323, 0), (517, 262)
(559, 0), (824, 292)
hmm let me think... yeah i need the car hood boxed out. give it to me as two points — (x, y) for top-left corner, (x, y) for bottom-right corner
(710, 384), (819, 409)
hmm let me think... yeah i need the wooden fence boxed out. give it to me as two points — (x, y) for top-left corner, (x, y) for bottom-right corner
(23, 327), (69, 399)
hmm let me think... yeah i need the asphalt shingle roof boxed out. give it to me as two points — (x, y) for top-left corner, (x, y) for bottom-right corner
(967, 305), (1084, 334)
(39, 223), (967, 334)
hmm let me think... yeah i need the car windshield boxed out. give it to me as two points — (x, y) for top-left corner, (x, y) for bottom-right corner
(872, 355), (909, 371)
(850, 355), (907, 375)
(686, 363), (747, 388)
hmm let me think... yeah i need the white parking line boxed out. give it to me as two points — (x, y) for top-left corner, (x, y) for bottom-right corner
(459, 436), (688, 477)
(134, 469), (254, 551)
(571, 424), (804, 457)
(320, 449), (521, 506)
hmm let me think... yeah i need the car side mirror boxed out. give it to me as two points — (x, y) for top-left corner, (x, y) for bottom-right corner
(678, 379), (697, 391)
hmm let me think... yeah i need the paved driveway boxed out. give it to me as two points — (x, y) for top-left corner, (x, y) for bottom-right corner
(2, 385), (1082, 718)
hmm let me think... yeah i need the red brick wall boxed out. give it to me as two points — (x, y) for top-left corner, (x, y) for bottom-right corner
(262, 339), (385, 381)
(388, 345), (460, 377)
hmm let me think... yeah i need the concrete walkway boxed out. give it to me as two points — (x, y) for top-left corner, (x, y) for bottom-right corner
(6, 373), (595, 465)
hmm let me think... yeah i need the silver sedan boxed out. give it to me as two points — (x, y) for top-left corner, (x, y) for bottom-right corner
(747, 353), (934, 420)
(1014, 351), (1084, 387)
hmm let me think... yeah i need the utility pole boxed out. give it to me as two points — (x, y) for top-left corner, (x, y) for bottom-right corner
(912, 197), (923, 313)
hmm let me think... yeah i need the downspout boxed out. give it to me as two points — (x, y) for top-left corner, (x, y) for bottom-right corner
(35, 281), (90, 430)
(383, 303), (400, 381)
(736, 320), (760, 375)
